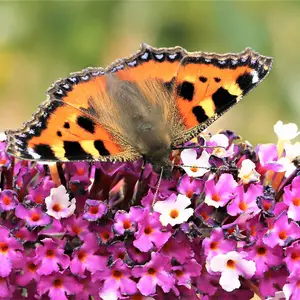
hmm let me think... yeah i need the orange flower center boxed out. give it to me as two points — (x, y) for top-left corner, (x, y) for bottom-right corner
(257, 246), (267, 256)
(112, 270), (123, 279)
(147, 268), (156, 275)
(123, 220), (131, 230)
(52, 204), (61, 212)
(2, 195), (11, 205)
(76, 168), (85, 176)
(144, 226), (153, 235)
(31, 213), (41, 222)
(169, 209), (179, 219)
(210, 241), (219, 250)
(186, 190), (194, 198)
(78, 250), (87, 262)
(89, 206), (99, 214)
(0, 242), (8, 253)
(238, 201), (248, 211)
(190, 166), (198, 173)
(72, 224), (82, 235)
(293, 197), (300, 207)
(46, 249), (55, 258)
(53, 279), (63, 288)
(291, 251), (300, 261)
(211, 194), (221, 202)
(28, 262), (37, 272)
(101, 231), (110, 241)
(35, 194), (44, 204)
(278, 231), (287, 240)
(175, 270), (184, 277)
(226, 259), (236, 269)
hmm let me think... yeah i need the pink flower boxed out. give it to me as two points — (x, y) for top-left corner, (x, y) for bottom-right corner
(83, 199), (108, 221)
(284, 241), (300, 274)
(38, 272), (82, 300)
(133, 208), (171, 252)
(15, 204), (52, 228)
(283, 176), (300, 221)
(0, 190), (18, 212)
(113, 206), (143, 235)
(70, 233), (107, 277)
(94, 259), (137, 300)
(227, 184), (262, 216)
(0, 226), (23, 277)
(204, 174), (238, 208)
(263, 212), (300, 248)
(132, 252), (175, 296)
(35, 238), (70, 275)
(203, 228), (236, 260)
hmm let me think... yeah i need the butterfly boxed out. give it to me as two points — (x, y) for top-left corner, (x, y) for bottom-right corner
(5, 43), (273, 176)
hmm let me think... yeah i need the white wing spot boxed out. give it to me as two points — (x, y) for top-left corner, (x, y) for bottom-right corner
(251, 70), (259, 84)
(155, 54), (164, 60)
(28, 148), (41, 159)
(141, 52), (149, 60)
(81, 75), (89, 81)
(127, 60), (137, 67)
(169, 53), (177, 60)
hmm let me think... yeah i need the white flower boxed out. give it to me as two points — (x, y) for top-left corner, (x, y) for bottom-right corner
(0, 133), (6, 141)
(181, 149), (211, 177)
(45, 185), (76, 219)
(274, 121), (300, 141)
(209, 251), (256, 292)
(153, 194), (194, 227)
(209, 134), (234, 158)
(238, 159), (260, 184)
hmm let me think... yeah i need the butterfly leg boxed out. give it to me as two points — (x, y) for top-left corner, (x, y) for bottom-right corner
(132, 159), (148, 205)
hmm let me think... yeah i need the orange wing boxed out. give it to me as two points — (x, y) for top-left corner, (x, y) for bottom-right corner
(171, 48), (273, 145)
(108, 43), (187, 87)
(5, 68), (139, 162)
(5, 44), (188, 162)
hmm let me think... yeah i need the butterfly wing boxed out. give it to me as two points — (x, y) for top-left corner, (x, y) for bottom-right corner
(171, 48), (273, 146)
(5, 68), (140, 162)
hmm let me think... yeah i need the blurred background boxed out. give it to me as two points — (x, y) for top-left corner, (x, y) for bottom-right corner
(0, 1), (300, 145)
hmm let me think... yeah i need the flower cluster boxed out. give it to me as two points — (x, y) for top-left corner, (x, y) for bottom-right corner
(0, 120), (300, 299)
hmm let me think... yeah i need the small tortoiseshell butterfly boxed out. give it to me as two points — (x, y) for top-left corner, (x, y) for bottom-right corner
(5, 43), (273, 175)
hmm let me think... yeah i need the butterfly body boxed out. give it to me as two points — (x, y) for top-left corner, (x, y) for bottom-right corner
(5, 43), (273, 173)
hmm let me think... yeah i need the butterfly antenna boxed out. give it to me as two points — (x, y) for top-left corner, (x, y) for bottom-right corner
(172, 145), (226, 150)
(174, 165), (238, 173)
(153, 167), (164, 204)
